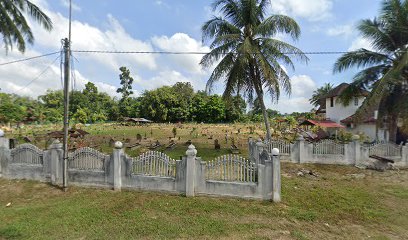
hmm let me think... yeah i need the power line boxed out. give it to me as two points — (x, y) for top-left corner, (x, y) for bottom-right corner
(71, 50), (353, 55)
(18, 54), (61, 92)
(0, 51), (61, 66)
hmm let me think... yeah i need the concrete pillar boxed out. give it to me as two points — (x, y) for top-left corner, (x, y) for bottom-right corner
(298, 136), (306, 164)
(49, 140), (63, 185)
(254, 139), (264, 166)
(0, 131), (9, 177)
(402, 145), (408, 168)
(248, 137), (254, 162)
(353, 135), (361, 166)
(185, 144), (197, 197)
(272, 148), (281, 203)
(0, 137), (8, 149)
(112, 141), (124, 191)
(263, 157), (273, 201)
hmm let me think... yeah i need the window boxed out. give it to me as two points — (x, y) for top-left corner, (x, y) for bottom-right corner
(330, 97), (334, 107)
(354, 97), (359, 106)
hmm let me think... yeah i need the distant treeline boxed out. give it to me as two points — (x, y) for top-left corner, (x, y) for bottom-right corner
(0, 82), (313, 124)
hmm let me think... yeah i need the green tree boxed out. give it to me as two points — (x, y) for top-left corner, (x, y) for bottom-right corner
(0, 0), (53, 53)
(117, 67), (134, 117)
(309, 83), (333, 108)
(201, 0), (307, 140)
(225, 95), (246, 122)
(333, 0), (408, 142)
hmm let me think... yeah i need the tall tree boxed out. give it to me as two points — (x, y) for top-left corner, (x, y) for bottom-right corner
(0, 0), (53, 53)
(309, 83), (333, 108)
(117, 67), (134, 117)
(200, 0), (307, 140)
(333, 0), (408, 142)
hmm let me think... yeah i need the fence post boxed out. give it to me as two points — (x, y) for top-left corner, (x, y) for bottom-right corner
(352, 135), (361, 166)
(49, 140), (63, 185)
(402, 145), (408, 168)
(112, 141), (123, 191)
(263, 150), (273, 201)
(0, 133), (10, 177)
(185, 144), (197, 197)
(271, 148), (281, 202)
(248, 137), (254, 162)
(298, 136), (305, 164)
(253, 139), (264, 166)
(256, 140), (267, 165)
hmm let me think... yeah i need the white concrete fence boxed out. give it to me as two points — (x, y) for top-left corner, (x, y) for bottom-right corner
(0, 137), (281, 202)
(256, 137), (408, 168)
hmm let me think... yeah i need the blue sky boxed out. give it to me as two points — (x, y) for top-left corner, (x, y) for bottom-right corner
(0, 0), (383, 113)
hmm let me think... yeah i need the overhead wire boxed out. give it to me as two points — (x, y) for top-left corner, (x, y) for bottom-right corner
(17, 53), (62, 92)
(0, 51), (61, 66)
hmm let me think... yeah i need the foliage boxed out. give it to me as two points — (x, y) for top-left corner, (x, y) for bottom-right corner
(0, 0), (53, 53)
(309, 83), (333, 108)
(201, 0), (307, 139)
(333, 0), (408, 141)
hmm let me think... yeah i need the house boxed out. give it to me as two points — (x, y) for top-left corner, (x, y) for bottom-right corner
(318, 83), (389, 142)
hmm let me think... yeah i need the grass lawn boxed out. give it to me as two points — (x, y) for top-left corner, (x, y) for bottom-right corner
(0, 163), (407, 239)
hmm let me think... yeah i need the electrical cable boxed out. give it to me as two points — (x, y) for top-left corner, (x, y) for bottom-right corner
(0, 51), (61, 66)
(17, 54), (62, 92)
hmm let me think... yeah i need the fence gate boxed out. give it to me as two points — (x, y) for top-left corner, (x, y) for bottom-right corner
(10, 143), (43, 165)
(128, 151), (176, 178)
(206, 154), (256, 182)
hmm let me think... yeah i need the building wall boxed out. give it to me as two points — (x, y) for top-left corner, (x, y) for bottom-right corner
(326, 96), (365, 123)
(348, 124), (389, 142)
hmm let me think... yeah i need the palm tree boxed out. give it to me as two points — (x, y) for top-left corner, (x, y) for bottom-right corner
(333, 0), (408, 142)
(0, 0), (53, 53)
(200, 0), (307, 140)
(309, 83), (333, 108)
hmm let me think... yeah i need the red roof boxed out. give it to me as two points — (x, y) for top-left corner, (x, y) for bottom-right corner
(300, 119), (345, 128)
(340, 114), (376, 124)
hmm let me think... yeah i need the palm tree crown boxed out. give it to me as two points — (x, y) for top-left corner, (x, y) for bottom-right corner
(200, 0), (307, 140)
(333, 0), (408, 141)
(0, 0), (53, 53)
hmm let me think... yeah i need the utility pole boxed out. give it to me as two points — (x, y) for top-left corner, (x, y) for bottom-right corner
(62, 38), (70, 191)
(62, 0), (72, 192)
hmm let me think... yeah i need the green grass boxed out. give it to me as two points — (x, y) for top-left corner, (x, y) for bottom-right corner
(1, 164), (407, 239)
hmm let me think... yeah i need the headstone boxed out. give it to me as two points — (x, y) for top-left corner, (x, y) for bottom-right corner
(136, 133), (142, 142)
(214, 139), (221, 150)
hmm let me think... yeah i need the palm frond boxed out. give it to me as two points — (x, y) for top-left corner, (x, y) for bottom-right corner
(256, 15), (300, 40)
(333, 49), (391, 73)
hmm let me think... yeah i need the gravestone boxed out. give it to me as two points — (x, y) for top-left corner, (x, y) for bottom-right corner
(214, 139), (221, 150)
(136, 133), (142, 142)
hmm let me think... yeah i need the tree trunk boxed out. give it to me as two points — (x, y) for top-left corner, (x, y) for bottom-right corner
(389, 114), (398, 143)
(256, 91), (272, 141)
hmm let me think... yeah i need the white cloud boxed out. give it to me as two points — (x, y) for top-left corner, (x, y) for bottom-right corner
(290, 75), (317, 97)
(270, 0), (333, 21)
(0, 49), (120, 98)
(59, 0), (81, 12)
(326, 24), (354, 37)
(269, 75), (317, 113)
(140, 70), (204, 91)
(348, 37), (374, 51)
(30, 11), (157, 72)
(152, 33), (210, 75)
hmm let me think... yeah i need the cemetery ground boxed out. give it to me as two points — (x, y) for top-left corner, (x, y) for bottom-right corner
(0, 163), (407, 239)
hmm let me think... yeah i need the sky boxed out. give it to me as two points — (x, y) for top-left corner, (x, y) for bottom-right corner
(0, 0), (383, 113)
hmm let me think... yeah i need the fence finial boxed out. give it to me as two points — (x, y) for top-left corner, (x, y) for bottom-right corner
(186, 144), (197, 157)
(114, 141), (123, 149)
(272, 148), (280, 156)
